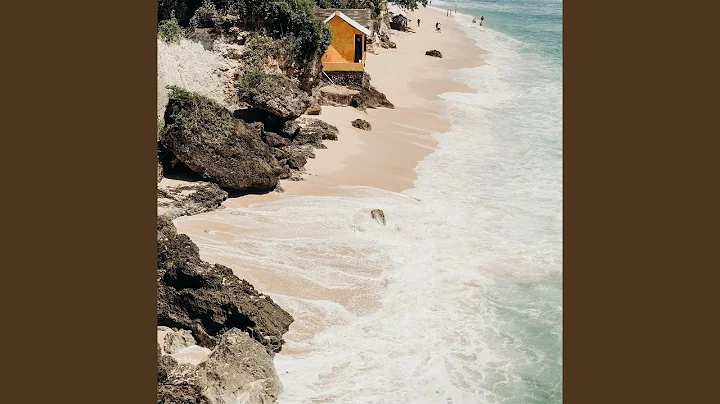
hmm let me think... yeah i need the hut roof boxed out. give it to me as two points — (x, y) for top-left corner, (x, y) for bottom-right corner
(316, 8), (373, 32)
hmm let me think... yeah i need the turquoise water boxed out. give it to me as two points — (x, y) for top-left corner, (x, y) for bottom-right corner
(431, 1), (563, 403)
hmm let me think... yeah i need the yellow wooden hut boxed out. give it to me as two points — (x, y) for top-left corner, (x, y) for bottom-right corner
(317, 10), (372, 72)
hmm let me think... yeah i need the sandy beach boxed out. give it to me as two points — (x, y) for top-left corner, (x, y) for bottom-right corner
(171, 6), (486, 351)
(174, 6), (487, 209)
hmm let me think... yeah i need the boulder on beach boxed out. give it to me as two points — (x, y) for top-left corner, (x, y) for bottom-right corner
(352, 119), (372, 131)
(371, 209), (386, 225)
(237, 69), (310, 120)
(294, 117), (340, 145)
(157, 216), (294, 353)
(425, 50), (443, 58)
(159, 87), (282, 192)
(195, 329), (281, 404)
(157, 329), (280, 404)
(157, 181), (228, 220)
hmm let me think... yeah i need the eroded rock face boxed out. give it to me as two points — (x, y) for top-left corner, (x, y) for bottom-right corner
(157, 216), (293, 353)
(296, 118), (339, 142)
(157, 181), (228, 220)
(425, 50), (443, 58)
(160, 88), (282, 192)
(352, 119), (372, 131)
(237, 71), (310, 120)
(262, 131), (291, 148)
(157, 329), (280, 404)
(196, 329), (281, 404)
(165, 329), (197, 354)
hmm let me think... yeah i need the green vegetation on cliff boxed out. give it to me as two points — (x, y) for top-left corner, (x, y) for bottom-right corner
(158, 0), (331, 59)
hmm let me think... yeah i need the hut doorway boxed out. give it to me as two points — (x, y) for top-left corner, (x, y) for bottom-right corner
(354, 34), (363, 63)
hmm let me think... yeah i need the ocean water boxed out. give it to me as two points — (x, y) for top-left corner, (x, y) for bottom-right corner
(184, 1), (562, 402)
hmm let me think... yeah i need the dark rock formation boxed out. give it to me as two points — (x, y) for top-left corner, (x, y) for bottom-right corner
(320, 72), (394, 110)
(274, 146), (308, 170)
(350, 84), (395, 110)
(157, 216), (293, 353)
(296, 118), (339, 142)
(237, 70), (310, 120)
(425, 50), (443, 58)
(233, 107), (287, 134)
(262, 131), (291, 148)
(281, 120), (300, 139)
(371, 209), (386, 225)
(352, 119), (372, 131)
(157, 181), (228, 219)
(159, 88), (282, 192)
(158, 383), (209, 404)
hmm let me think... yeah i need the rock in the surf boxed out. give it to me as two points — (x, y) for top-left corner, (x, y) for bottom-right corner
(371, 209), (386, 225)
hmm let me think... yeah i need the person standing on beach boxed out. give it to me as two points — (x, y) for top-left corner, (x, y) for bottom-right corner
(480, 15), (484, 26)
(417, 18), (421, 27)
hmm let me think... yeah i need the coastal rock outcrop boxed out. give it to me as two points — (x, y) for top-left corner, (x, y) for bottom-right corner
(290, 118), (339, 146)
(157, 216), (293, 353)
(164, 329), (197, 355)
(157, 329), (280, 404)
(296, 118), (339, 142)
(195, 329), (282, 404)
(159, 87), (282, 192)
(237, 70), (310, 120)
(157, 181), (228, 219)
(352, 119), (372, 131)
(425, 50), (443, 58)
(371, 209), (386, 225)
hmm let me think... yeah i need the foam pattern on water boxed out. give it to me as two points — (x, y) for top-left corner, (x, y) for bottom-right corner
(178, 3), (562, 402)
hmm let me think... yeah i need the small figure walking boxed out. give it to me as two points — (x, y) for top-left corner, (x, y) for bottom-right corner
(480, 15), (484, 26)
(417, 18), (421, 27)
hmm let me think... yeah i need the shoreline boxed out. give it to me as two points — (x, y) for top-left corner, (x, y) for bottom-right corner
(203, 6), (486, 209)
(172, 5), (486, 356)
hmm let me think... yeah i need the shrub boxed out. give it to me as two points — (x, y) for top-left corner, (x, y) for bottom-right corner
(239, 34), (299, 68)
(227, 0), (331, 59)
(163, 86), (237, 145)
(158, 13), (184, 42)
(189, 0), (219, 28)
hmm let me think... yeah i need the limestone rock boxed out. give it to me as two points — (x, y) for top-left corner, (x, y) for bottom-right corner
(425, 50), (443, 58)
(157, 181), (228, 220)
(165, 329), (197, 354)
(371, 209), (386, 225)
(262, 131), (291, 148)
(352, 119), (372, 131)
(196, 329), (282, 404)
(296, 118), (339, 142)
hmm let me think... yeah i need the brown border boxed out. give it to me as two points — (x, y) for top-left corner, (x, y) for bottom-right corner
(565, 1), (718, 403)
(5, 1), (717, 402)
(4, 1), (157, 402)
